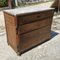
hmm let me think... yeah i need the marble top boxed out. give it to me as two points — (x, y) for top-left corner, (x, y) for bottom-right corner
(4, 6), (54, 16)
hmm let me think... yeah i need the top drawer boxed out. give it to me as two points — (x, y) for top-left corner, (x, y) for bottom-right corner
(17, 10), (54, 25)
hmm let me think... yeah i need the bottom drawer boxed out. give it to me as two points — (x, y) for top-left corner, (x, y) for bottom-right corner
(20, 26), (51, 52)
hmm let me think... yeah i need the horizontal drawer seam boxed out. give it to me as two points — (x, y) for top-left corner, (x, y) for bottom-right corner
(19, 25), (51, 35)
(19, 16), (53, 25)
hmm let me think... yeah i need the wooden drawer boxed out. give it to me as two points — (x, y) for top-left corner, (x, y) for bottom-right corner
(18, 18), (52, 34)
(20, 26), (51, 52)
(18, 10), (53, 25)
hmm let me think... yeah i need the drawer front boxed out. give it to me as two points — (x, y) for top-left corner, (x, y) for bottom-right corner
(18, 10), (54, 25)
(20, 26), (51, 52)
(19, 18), (52, 34)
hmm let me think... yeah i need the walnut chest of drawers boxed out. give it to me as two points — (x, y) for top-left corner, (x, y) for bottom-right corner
(4, 6), (54, 55)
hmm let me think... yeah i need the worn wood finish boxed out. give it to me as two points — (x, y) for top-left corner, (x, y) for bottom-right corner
(4, 13), (19, 53)
(20, 26), (51, 52)
(18, 10), (53, 25)
(4, 7), (54, 55)
(18, 18), (52, 34)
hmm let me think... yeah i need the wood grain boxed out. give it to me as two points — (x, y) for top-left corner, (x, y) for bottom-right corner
(18, 10), (54, 25)
(18, 18), (52, 34)
(20, 26), (51, 52)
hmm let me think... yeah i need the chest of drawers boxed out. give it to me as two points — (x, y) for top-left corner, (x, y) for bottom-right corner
(4, 6), (54, 55)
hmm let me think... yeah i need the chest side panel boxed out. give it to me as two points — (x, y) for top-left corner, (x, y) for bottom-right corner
(4, 12), (19, 52)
